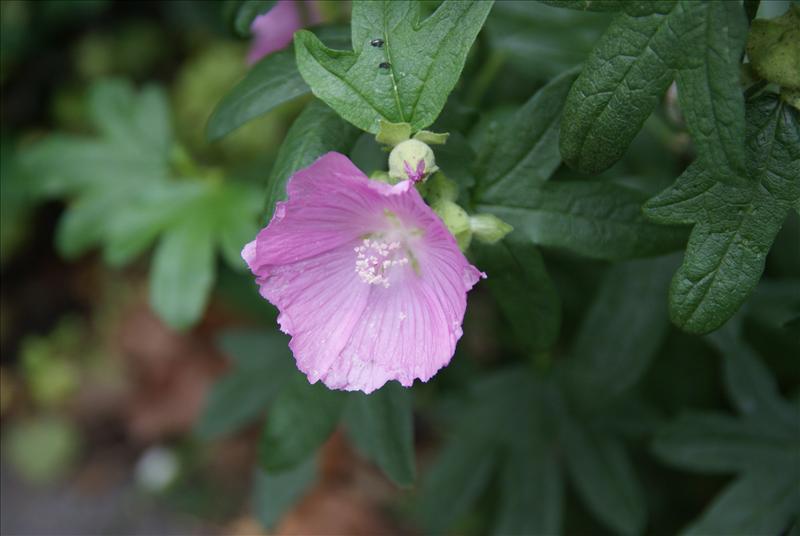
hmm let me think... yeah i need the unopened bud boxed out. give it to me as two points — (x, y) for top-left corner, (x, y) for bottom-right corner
(432, 200), (471, 251)
(388, 139), (438, 183)
(470, 214), (513, 244)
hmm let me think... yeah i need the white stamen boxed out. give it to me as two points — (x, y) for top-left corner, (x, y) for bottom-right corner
(355, 237), (409, 288)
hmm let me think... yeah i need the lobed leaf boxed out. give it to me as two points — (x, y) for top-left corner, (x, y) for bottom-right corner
(644, 95), (800, 333)
(294, 0), (494, 133)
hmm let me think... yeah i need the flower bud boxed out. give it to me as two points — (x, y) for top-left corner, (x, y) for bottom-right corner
(388, 139), (438, 183)
(432, 200), (472, 251)
(423, 172), (459, 204)
(470, 213), (513, 244)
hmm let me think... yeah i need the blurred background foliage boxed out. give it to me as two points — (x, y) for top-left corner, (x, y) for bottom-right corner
(0, 1), (798, 535)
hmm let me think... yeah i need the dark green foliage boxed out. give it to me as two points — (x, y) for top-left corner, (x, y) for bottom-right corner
(645, 95), (800, 333)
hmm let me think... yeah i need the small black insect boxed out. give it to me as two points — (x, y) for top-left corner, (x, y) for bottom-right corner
(378, 61), (391, 69)
(370, 38), (384, 47)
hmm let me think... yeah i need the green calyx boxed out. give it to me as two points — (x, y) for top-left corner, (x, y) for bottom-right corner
(470, 214), (513, 244)
(432, 200), (472, 251)
(747, 5), (800, 90)
(375, 119), (449, 148)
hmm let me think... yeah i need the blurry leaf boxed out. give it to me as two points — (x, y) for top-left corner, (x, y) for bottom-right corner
(653, 412), (796, 474)
(683, 469), (800, 536)
(253, 458), (317, 530)
(478, 179), (687, 260)
(645, 95), (800, 333)
(229, 0), (277, 37)
(493, 443), (563, 536)
(264, 99), (360, 220)
(294, 0), (493, 133)
(344, 382), (415, 486)
(56, 188), (131, 258)
(708, 323), (798, 428)
(560, 1), (747, 177)
(474, 68), (577, 199)
(196, 330), (294, 440)
(562, 418), (646, 536)
(259, 374), (346, 471)
(212, 183), (262, 270)
(472, 237), (561, 352)
(88, 79), (172, 157)
(564, 255), (675, 404)
(486, 2), (610, 79)
(150, 216), (216, 330)
(416, 439), (496, 533)
(207, 26), (350, 141)
(434, 132), (476, 195)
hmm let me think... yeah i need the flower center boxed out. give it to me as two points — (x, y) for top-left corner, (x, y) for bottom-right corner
(354, 237), (410, 288)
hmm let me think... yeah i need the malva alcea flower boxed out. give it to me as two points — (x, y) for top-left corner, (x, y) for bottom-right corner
(242, 153), (484, 393)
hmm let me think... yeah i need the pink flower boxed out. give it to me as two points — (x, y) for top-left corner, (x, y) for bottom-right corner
(242, 153), (485, 393)
(247, 0), (322, 65)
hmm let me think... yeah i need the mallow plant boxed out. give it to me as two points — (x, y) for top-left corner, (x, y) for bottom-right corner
(20, 0), (799, 533)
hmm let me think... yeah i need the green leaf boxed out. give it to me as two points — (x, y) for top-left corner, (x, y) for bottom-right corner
(258, 374), (346, 471)
(559, 3), (678, 174)
(472, 237), (561, 352)
(206, 26), (351, 141)
(538, 0), (672, 13)
(562, 419), (646, 536)
(212, 183), (262, 270)
(682, 469), (800, 536)
(149, 216), (216, 330)
(565, 255), (675, 404)
(474, 68), (577, 200)
(653, 412), (797, 474)
(559, 1), (748, 176)
(253, 458), (316, 530)
(264, 99), (361, 220)
(477, 179), (687, 260)
(88, 79), (172, 159)
(344, 382), (415, 486)
(294, 0), (494, 133)
(195, 330), (294, 440)
(672, 0), (748, 179)
(493, 443), (563, 536)
(644, 95), (800, 333)
(708, 323), (798, 427)
(416, 439), (496, 533)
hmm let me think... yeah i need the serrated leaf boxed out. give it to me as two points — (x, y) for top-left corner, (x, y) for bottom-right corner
(644, 95), (800, 333)
(475, 69), (577, 200)
(477, 179), (687, 260)
(195, 330), (294, 440)
(562, 419), (646, 536)
(492, 443), (562, 536)
(149, 216), (216, 330)
(565, 255), (675, 405)
(294, 0), (494, 133)
(682, 469), (800, 536)
(263, 99), (360, 220)
(539, 0), (672, 14)
(559, 4), (677, 173)
(472, 237), (561, 352)
(206, 26), (351, 141)
(559, 0), (748, 177)
(253, 458), (316, 530)
(653, 412), (797, 474)
(344, 382), (415, 486)
(258, 374), (346, 472)
(672, 0), (748, 179)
